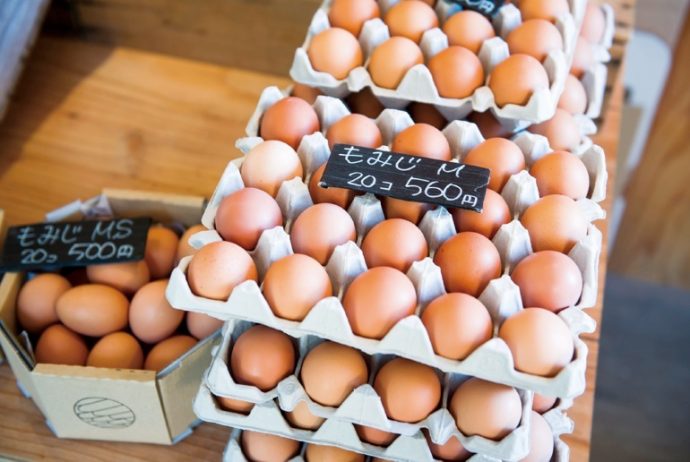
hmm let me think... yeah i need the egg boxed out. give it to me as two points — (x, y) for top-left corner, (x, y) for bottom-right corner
(506, 19), (563, 62)
(498, 308), (574, 376)
(308, 27), (363, 79)
(87, 332), (144, 369)
(186, 241), (258, 300)
(260, 96), (321, 149)
(466, 111), (513, 139)
(145, 225), (179, 279)
(383, 197), (434, 224)
(34, 324), (88, 366)
(343, 267), (417, 339)
(434, 232), (501, 297)
(129, 279), (184, 343)
(305, 444), (365, 462)
(217, 395), (254, 415)
(530, 150), (590, 199)
(452, 189), (511, 238)
(326, 113), (383, 149)
(442, 10), (495, 53)
(241, 430), (300, 462)
(230, 325), (296, 391)
(580, 4), (606, 44)
(520, 194), (588, 253)
(421, 293), (493, 360)
(291, 83), (322, 105)
(301, 341), (368, 406)
(328, 0), (380, 36)
(56, 284), (129, 337)
(17, 273), (71, 334)
(176, 224), (206, 263)
(450, 378), (522, 440)
(355, 425), (396, 446)
(241, 140), (303, 198)
(408, 102), (447, 129)
(186, 311), (224, 339)
(424, 431), (471, 462)
(488, 54), (550, 107)
(528, 108), (580, 151)
(464, 138), (525, 192)
(428, 46), (485, 99)
(384, 0), (438, 43)
(346, 88), (384, 118)
(558, 74), (587, 114)
(285, 401), (325, 430)
(309, 163), (356, 209)
(374, 358), (441, 423)
(290, 203), (357, 264)
(520, 411), (555, 462)
(392, 123), (451, 161)
(361, 218), (428, 272)
(86, 260), (150, 295)
(519, 0), (569, 22)
(368, 37), (424, 89)
(144, 335), (197, 371)
(570, 37), (593, 78)
(532, 393), (557, 414)
(214, 187), (284, 250)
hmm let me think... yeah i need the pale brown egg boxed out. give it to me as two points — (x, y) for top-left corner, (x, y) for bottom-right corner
(285, 401), (325, 430)
(17, 273), (71, 334)
(290, 203), (357, 265)
(326, 113), (383, 150)
(408, 102), (447, 129)
(87, 332), (144, 369)
(176, 224), (206, 263)
(301, 341), (368, 406)
(506, 19), (563, 62)
(464, 138), (526, 192)
(392, 123), (452, 161)
(580, 4), (606, 44)
(34, 324), (88, 366)
(558, 74), (587, 115)
(429, 46), (485, 99)
(291, 83), (322, 105)
(374, 358), (441, 423)
(328, 0), (380, 36)
(421, 293), (493, 360)
(434, 232), (502, 296)
(361, 218), (428, 272)
(308, 27), (364, 79)
(186, 241), (258, 300)
(186, 311), (224, 339)
(241, 430), (300, 462)
(452, 189), (511, 238)
(450, 378), (522, 440)
(467, 111), (514, 139)
(56, 284), (129, 337)
(217, 395), (254, 415)
(241, 140), (304, 197)
(530, 150), (590, 199)
(86, 260), (150, 295)
(385, 0), (438, 42)
(145, 225), (179, 279)
(489, 54), (550, 107)
(230, 325), (296, 391)
(346, 88), (385, 118)
(305, 443), (365, 462)
(309, 163), (356, 209)
(368, 37), (424, 89)
(129, 279), (184, 344)
(520, 411), (555, 462)
(260, 96), (321, 149)
(214, 187), (284, 250)
(570, 37), (593, 78)
(520, 194), (588, 253)
(532, 393), (557, 414)
(355, 425), (396, 446)
(528, 108), (580, 152)
(424, 430), (471, 462)
(144, 335), (197, 371)
(442, 10), (495, 53)
(383, 197), (434, 224)
(343, 267), (417, 339)
(519, 0), (569, 22)
(498, 308), (574, 377)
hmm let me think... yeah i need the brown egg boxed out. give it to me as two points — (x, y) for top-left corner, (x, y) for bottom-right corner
(374, 358), (441, 422)
(506, 19), (563, 62)
(361, 218), (428, 272)
(499, 308), (574, 376)
(129, 279), (184, 344)
(434, 232), (502, 296)
(530, 150), (590, 199)
(308, 27), (363, 79)
(186, 311), (224, 339)
(144, 335), (197, 371)
(309, 163), (356, 209)
(87, 332), (144, 369)
(421, 293), (493, 360)
(326, 113), (383, 150)
(86, 260), (150, 295)
(145, 225), (179, 279)
(230, 325), (296, 391)
(343, 267), (417, 339)
(570, 37), (593, 78)
(442, 10), (495, 53)
(528, 108), (580, 152)
(558, 74), (587, 115)
(580, 4), (606, 44)
(521, 411), (555, 462)
(305, 444), (365, 462)
(17, 273), (71, 334)
(328, 0), (380, 36)
(290, 203), (357, 264)
(464, 138), (525, 192)
(217, 395), (254, 415)
(452, 189), (511, 238)
(346, 88), (385, 118)
(214, 187), (284, 250)
(34, 324), (88, 366)
(260, 97), (321, 149)
(285, 401), (325, 429)
(520, 194), (588, 253)
(301, 341), (368, 406)
(241, 141), (304, 197)
(467, 111), (513, 139)
(489, 54), (550, 107)
(450, 378), (522, 440)
(355, 425), (397, 446)
(186, 241), (258, 300)
(176, 224), (206, 263)
(291, 83), (322, 105)
(428, 46), (485, 99)
(241, 430), (300, 462)
(392, 123), (451, 161)
(368, 37), (424, 89)
(532, 393), (557, 414)
(56, 284), (129, 337)
(519, 0), (569, 22)
(511, 251), (583, 312)
(408, 102), (447, 129)
(385, 0), (438, 43)
(383, 197), (434, 224)
(424, 430), (471, 462)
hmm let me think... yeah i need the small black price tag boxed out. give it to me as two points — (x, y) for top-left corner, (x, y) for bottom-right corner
(0, 217), (152, 272)
(446, 0), (505, 18)
(321, 144), (490, 212)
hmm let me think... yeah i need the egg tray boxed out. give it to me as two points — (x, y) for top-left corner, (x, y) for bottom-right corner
(289, 0), (586, 127)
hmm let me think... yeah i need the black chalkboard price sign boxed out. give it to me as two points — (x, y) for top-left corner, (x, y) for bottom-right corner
(321, 144), (491, 212)
(0, 217), (151, 272)
(445, 0), (505, 18)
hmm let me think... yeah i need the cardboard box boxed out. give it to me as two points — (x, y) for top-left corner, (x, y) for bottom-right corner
(0, 189), (220, 444)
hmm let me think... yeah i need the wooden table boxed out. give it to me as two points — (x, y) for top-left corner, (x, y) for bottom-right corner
(0, 7), (632, 458)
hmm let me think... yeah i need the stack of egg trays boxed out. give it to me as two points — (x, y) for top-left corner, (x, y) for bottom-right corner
(579, 3), (616, 120)
(290, 0), (587, 128)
